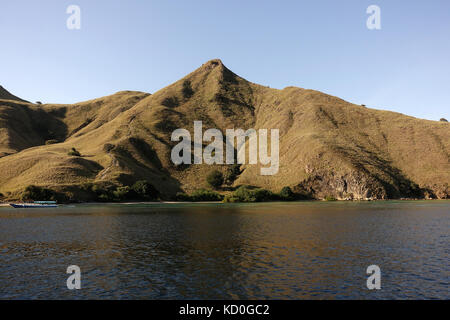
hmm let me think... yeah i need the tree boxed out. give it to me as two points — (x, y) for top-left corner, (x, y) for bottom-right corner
(324, 195), (337, 201)
(279, 186), (295, 200)
(21, 185), (54, 201)
(182, 80), (194, 98)
(161, 96), (179, 108)
(224, 185), (277, 203)
(440, 118), (448, 122)
(177, 189), (223, 202)
(225, 164), (241, 185)
(113, 186), (132, 201)
(206, 170), (224, 189)
(131, 180), (159, 200)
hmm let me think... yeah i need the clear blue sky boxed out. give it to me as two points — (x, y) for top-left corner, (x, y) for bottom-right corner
(1, 0), (449, 121)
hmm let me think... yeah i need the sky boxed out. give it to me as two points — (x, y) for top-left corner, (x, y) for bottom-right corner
(1, 0), (449, 121)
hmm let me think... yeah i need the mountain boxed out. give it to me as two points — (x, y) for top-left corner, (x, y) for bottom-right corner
(0, 59), (448, 200)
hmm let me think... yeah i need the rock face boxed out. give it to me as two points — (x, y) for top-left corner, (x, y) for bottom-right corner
(294, 172), (386, 200)
(0, 60), (449, 200)
(294, 170), (428, 200)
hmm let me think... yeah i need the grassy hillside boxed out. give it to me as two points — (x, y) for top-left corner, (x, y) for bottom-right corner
(0, 60), (448, 201)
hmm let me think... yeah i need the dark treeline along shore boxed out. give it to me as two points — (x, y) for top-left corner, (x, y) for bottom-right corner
(0, 60), (449, 203)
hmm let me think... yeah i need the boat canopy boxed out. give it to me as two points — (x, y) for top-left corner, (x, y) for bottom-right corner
(34, 201), (57, 204)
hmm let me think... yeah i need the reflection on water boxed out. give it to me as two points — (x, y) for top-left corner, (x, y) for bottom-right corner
(0, 201), (448, 299)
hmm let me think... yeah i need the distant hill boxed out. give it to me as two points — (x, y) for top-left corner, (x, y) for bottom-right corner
(0, 60), (448, 200)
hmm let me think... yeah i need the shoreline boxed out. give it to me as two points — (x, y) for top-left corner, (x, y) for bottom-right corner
(1, 199), (449, 207)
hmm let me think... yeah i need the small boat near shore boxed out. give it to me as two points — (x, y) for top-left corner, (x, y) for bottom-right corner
(10, 201), (58, 208)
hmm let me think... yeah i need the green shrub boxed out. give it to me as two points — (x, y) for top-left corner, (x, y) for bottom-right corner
(279, 186), (295, 200)
(98, 193), (112, 202)
(232, 186), (256, 202)
(324, 195), (337, 201)
(224, 186), (277, 203)
(91, 184), (102, 194)
(225, 164), (241, 185)
(68, 147), (81, 157)
(80, 182), (94, 192)
(131, 180), (159, 200)
(206, 170), (224, 189)
(176, 189), (223, 202)
(21, 185), (55, 201)
(113, 186), (132, 201)
(182, 80), (194, 98)
(176, 192), (191, 201)
(92, 184), (114, 202)
(85, 181), (159, 202)
(191, 189), (223, 201)
(45, 139), (59, 145)
(223, 195), (239, 203)
(161, 96), (179, 108)
(78, 182), (94, 194)
(254, 188), (276, 201)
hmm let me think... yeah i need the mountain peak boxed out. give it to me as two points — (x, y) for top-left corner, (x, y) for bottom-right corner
(193, 59), (243, 85)
(172, 59), (242, 93)
(196, 59), (226, 74)
(204, 59), (223, 67)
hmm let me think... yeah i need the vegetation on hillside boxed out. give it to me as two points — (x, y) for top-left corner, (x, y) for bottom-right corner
(16, 180), (159, 203)
(223, 185), (303, 203)
(85, 180), (159, 202)
(21, 185), (57, 201)
(182, 80), (194, 98)
(206, 170), (224, 189)
(176, 189), (223, 202)
(224, 164), (241, 185)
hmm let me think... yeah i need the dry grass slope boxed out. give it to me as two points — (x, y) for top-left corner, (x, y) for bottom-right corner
(0, 60), (448, 200)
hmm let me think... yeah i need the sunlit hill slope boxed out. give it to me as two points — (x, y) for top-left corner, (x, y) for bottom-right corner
(0, 60), (448, 201)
